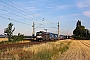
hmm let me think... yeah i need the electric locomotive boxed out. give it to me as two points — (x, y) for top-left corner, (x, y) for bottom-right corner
(36, 31), (58, 41)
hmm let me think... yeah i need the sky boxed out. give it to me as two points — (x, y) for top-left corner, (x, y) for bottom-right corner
(0, 0), (90, 36)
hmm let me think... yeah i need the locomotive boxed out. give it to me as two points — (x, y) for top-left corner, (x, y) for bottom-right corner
(36, 31), (58, 41)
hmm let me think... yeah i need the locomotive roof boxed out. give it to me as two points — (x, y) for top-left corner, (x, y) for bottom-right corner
(37, 31), (57, 34)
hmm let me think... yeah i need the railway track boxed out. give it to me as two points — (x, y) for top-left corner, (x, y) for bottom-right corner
(0, 40), (59, 50)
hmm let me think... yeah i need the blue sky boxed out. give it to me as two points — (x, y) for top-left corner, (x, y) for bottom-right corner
(0, 0), (90, 35)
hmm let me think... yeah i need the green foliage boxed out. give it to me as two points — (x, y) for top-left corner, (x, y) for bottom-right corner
(0, 33), (24, 45)
(76, 20), (81, 27)
(4, 23), (15, 41)
(60, 45), (69, 54)
(73, 20), (90, 39)
(12, 33), (24, 42)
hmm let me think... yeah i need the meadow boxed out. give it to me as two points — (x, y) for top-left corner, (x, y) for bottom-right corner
(0, 38), (30, 45)
(0, 38), (8, 42)
(0, 40), (72, 60)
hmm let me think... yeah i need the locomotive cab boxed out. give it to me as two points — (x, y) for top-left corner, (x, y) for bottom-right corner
(36, 32), (43, 41)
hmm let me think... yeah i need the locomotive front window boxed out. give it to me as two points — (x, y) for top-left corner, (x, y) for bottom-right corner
(36, 33), (42, 36)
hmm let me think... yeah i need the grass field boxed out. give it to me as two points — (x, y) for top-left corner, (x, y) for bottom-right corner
(1, 39), (90, 60)
(0, 38), (30, 44)
(0, 38), (8, 42)
(0, 40), (72, 60)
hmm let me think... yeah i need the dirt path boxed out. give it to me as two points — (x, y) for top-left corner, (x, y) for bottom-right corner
(57, 40), (90, 60)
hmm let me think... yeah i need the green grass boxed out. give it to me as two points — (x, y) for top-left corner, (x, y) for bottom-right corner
(60, 45), (69, 54)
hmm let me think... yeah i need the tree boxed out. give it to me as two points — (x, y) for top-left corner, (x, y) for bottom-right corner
(4, 23), (15, 41)
(73, 20), (90, 39)
(76, 20), (81, 27)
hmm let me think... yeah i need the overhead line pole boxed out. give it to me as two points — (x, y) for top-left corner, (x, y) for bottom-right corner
(32, 22), (35, 37)
(58, 22), (60, 39)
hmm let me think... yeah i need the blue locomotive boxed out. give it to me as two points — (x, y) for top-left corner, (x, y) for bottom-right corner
(36, 31), (58, 41)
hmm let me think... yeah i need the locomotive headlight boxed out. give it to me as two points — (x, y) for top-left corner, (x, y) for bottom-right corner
(36, 36), (42, 38)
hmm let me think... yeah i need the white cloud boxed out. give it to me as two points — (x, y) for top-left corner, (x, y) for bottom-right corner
(57, 16), (66, 18)
(46, 4), (73, 10)
(56, 5), (73, 9)
(25, 14), (41, 18)
(57, 14), (81, 18)
(25, 7), (40, 12)
(83, 11), (90, 17)
(75, 19), (85, 22)
(47, 6), (53, 9)
(76, 0), (90, 18)
(0, 12), (8, 14)
(77, 0), (90, 8)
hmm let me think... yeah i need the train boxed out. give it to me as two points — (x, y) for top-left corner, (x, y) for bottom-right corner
(36, 31), (58, 41)
(0, 34), (7, 38)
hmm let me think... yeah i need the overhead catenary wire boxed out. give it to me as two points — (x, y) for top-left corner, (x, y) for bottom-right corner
(0, 0), (59, 33)
(41, 19), (58, 29)
(7, 0), (44, 20)
(0, 9), (32, 22)
(0, 15), (31, 26)
(50, 22), (58, 29)
(0, 3), (33, 21)
(0, 0), (46, 28)
(0, 0), (44, 21)
(35, 19), (46, 29)
(0, 1), (33, 21)
(0, 0), (46, 30)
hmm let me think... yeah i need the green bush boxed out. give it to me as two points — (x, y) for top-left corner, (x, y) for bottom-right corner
(12, 34), (24, 42)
